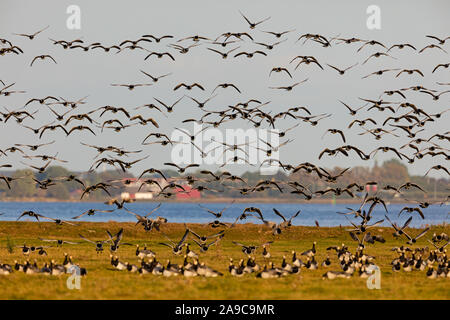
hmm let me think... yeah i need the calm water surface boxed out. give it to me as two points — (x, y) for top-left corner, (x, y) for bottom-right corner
(0, 202), (448, 227)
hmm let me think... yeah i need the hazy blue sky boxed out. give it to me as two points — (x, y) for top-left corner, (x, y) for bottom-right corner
(0, 0), (449, 178)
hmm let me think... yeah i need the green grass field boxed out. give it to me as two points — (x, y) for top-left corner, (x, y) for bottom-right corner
(0, 221), (448, 300)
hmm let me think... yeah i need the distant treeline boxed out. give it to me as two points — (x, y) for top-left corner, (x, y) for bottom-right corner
(0, 159), (448, 201)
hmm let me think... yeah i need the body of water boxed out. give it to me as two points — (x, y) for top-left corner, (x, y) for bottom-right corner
(0, 201), (448, 227)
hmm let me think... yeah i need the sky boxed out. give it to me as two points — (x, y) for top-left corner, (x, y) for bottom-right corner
(0, 0), (449, 178)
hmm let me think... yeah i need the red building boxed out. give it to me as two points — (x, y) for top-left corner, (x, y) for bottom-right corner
(175, 185), (201, 199)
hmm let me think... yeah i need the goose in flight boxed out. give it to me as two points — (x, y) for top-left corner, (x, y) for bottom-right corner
(326, 63), (358, 75)
(159, 229), (190, 255)
(79, 234), (110, 253)
(269, 67), (292, 78)
(239, 11), (271, 29)
(269, 79), (308, 91)
(30, 55), (57, 67)
(14, 26), (49, 40)
(71, 208), (114, 220)
(262, 29), (295, 38)
(207, 46), (240, 59)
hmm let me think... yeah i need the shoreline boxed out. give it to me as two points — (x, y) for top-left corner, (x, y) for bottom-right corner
(0, 196), (445, 204)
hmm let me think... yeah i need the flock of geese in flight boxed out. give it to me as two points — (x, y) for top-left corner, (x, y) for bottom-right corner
(0, 11), (449, 280)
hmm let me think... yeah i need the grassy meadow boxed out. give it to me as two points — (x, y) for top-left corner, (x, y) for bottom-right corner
(0, 221), (448, 300)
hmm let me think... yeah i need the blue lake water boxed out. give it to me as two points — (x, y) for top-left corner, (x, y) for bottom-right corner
(0, 202), (448, 228)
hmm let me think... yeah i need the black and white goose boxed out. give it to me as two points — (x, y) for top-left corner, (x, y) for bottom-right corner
(402, 259), (413, 272)
(341, 262), (355, 275)
(291, 251), (303, 268)
(245, 256), (260, 273)
(62, 253), (74, 271)
(182, 262), (198, 278)
(185, 243), (199, 258)
(50, 260), (66, 276)
(163, 260), (181, 277)
(392, 261), (401, 272)
(126, 262), (139, 273)
(0, 263), (12, 275)
(262, 245), (271, 259)
(281, 256), (299, 274)
(151, 259), (164, 276)
(110, 255), (127, 271)
(301, 242), (317, 258)
(196, 262), (222, 278)
(14, 260), (24, 272)
(24, 260), (39, 274)
(17, 244), (31, 255)
(182, 255), (194, 270)
(426, 267), (437, 279)
(414, 255), (426, 271)
(40, 263), (52, 275)
(136, 244), (156, 259)
(321, 256), (331, 267)
(256, 263), (283, 279)
(228, 258), (244, 277)
(358, 265), (374, 278)
(305, 256), (318, 270)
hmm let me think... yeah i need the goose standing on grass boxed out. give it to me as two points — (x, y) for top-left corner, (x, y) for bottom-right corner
(126, 262), (139, 273)
(321, 256), (331, 267)
(302, 242), (317, 258)
(24, 260), (40, 274)
(150, 259), (164, 275)
(305, 256), (318, 270)
(62, 253), (74, 270)
(427, 267), (437, 279)
(136, 245), (156, 259)
(245, 256), (260, 273)
(110, 255), (127, 271)
(0, 263), (12, 275)
(257, 263), (283, 279)
(262, 245), (271, 259)
(291, 251), (303, 268)
(14, 261), (24, 272)
(182, 262), (198, 277)
(185, 243), (198, 259)
(229, 258), (244, 277)
(392, 261), (401, 272)
(163, 260), (182, 277)
(49, 260), (66, 276)
(197, 262), (223, 277)
(281, 256), (299, 274)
